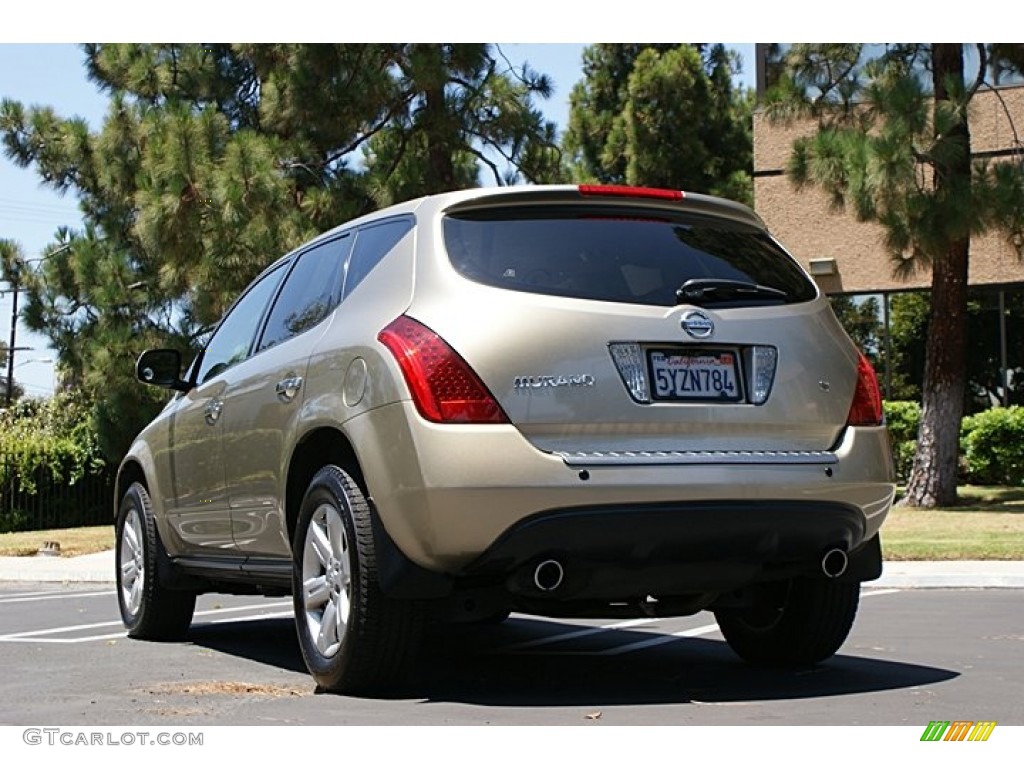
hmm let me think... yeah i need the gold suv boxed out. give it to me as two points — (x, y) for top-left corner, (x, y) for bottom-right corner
(116, 184), (895, 693)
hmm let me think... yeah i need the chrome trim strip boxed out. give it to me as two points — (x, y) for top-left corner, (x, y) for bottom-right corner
(555, 449), (838, 466)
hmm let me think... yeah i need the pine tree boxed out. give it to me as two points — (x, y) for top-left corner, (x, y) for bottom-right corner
(361, 44), (563, 206)
(564, 44), (753, 203)
(766, 43), (1024, 507)
(563, 44), (678, 185)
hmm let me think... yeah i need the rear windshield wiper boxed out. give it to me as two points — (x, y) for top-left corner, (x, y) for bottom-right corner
(675, 278), (788, 305)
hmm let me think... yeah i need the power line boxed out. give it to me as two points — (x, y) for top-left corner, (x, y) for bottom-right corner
(0, 214), (79, 227)
(0, 196), (81, 214)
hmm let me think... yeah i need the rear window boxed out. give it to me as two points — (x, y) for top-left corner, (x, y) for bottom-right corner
(443, 207), (817, 307)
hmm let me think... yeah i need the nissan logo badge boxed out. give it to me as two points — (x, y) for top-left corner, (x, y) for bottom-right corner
(681, 310), (714, 338)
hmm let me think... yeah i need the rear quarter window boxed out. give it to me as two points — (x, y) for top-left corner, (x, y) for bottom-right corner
(343, 218), (414, 299)
(443, 207), (817, 307)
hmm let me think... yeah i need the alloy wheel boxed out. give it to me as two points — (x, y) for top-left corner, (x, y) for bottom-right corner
(301, 502), (352, 658)
(119, 507), (146, 618)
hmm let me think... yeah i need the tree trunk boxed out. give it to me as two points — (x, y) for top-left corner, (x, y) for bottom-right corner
(904, 239), (969, 506)
(400, 44), (457, 195)
(424, 78), (456, 192)
(903, 44), (972, 508)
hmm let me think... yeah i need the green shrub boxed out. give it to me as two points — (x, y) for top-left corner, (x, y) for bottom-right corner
(883, 400), (920, 483)
(960, 406), (1024, 486)
(0, 391), (110, 532)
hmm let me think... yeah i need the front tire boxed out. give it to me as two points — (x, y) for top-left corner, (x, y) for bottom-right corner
(714, 577), (860, 665)
(115, 482), (196, 640)
(292, 465), (425, 694)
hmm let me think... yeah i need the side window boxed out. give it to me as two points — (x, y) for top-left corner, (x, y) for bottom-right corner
(258, 236), (351, 352)
(196, 265), (286, 384)
(343, 218), (413, 299)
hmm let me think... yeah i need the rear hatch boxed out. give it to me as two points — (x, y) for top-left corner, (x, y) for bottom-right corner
(405, 187), (864, 460)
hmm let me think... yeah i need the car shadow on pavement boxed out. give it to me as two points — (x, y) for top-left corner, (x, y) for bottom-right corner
(402, 618), (959, 707)
(184, 613), (959, 706)
(187, 617), (308, 675)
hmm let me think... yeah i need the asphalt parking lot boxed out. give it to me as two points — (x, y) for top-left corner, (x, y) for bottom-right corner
(0, 584), (1021, 725)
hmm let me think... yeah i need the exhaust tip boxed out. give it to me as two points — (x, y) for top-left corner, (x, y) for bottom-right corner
(533, 559), (565, 592)
(821, 548), (849, 579)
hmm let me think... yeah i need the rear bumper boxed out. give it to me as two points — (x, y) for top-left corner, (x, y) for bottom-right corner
(346, 401), (895, 575)
(466, 500), (877, 599)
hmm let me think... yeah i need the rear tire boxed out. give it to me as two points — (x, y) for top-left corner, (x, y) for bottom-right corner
(714, 577), (859, 664)
(292, 465), (426, 694)
(115, 482), (196, 640)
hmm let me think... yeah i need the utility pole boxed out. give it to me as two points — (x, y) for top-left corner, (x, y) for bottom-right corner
(4, 265), (17, 406)
(2, 243), (71, 406)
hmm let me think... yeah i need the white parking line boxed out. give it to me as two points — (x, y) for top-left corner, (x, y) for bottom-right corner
(0, 600), (292, 642)
(491, 617), (660, 653)
(0, 610), (297, 644)
(0, 632), (128, 644)
(0, 589), (115, 605)
(595, 623), (720, 656)
(508, 622), (721, 656)
(0, 616), (130, 640)
(0, 589), (92, 599)
(0, 589), (63, 598)
(204, 610), (293, 625)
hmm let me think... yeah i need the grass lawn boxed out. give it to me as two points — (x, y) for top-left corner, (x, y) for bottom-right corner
(0, 486), (1021, 560)
(0, 525), (114, 558)
(883, 485), (1024, 560)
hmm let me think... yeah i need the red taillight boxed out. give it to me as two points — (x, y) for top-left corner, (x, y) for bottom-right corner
(847, 352), (883, 426)
(377, 316), (508, 424)
(578, 184), (684, 201)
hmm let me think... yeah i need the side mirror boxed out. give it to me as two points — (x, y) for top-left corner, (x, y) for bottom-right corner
(136, 349), (190, 392)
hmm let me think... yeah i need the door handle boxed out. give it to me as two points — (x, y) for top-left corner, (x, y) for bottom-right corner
(204, 398), (223, 426)
(276, 376), (303, 402)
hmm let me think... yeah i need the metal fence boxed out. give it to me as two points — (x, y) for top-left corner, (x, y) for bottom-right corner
(0, 452), (114, 532)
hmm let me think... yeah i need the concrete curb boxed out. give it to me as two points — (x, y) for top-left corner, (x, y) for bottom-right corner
(873, 560), (1024, 589)
(0, 550), (115, 584)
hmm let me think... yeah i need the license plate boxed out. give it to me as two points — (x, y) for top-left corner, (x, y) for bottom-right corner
(648, 349), (741, 401)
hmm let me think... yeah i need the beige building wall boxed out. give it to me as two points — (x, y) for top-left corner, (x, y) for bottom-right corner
(753, 85), (1024, 295)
